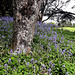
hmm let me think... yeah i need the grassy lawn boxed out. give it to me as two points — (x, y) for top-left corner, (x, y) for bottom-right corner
(58, 27), (75, 32)
(0, 17), (75, 75)
(54, 27), (75, 42)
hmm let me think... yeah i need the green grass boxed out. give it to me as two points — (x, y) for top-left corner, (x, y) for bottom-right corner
(0, 17), (75, 75)
(58, 27), (75, 32)
(54, 27), (75, 42)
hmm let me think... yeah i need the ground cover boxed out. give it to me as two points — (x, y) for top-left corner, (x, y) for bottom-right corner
(0, 17), (75, 75)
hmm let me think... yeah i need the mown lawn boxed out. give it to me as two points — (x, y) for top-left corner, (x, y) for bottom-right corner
(0, 17), (75, 75)
(58, 27), (75, 32)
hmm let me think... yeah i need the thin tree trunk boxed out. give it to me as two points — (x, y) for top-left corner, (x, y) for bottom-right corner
(10, 0), (43, 55)
(38, 13), (43, 22)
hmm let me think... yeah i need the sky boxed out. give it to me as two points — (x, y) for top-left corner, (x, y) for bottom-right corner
(43, 0), (75, 24)
(61, 0), (75, 13)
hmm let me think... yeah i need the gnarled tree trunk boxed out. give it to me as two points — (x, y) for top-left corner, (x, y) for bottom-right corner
(10, 0), (43, 55)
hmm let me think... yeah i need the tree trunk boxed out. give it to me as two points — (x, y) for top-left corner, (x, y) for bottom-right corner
(10, 0), (43, 55)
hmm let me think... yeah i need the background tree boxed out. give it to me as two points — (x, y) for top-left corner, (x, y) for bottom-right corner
(42, 0), (75, 24)
(0, 0), (13, 16)
(0, 1), (6, 16)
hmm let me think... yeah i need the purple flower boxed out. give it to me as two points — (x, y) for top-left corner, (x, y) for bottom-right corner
(70, 53), (72, 56)
(41, 64), (46, 68)
(48, 43), (50, 46)
(63, 49), (66, 53)
(62, 64), (65, 67)
(53, 35), (57, 39)
(31, 58), (34, 61)
(10, 54), (12, 57)
(66, 72), (69, 75)
(40, 34), (43, 38)
(50, 24), (52, 27)
(35, 60), (37, 63)
(55, 32), (57, 35)
(7, 39), (9, 41)
(55, 44), (58, 49)
(10, 49), (12, 53)
(8, 59), (11, 62)
(2, 35), (5, 38)
(37, 21), (42, 25)
(38, 50), (41, 52)
(40, 58), (42, 60)
(38, 32), (40, 35)
(4, 64), (8, 69)
(20, 50), (22, 53)
(44, 65), (46, 68)
(68, 40), (69, 43)
(61, 51), (64, 54)
(59, 61), (61, 64)
(4, 26), (6, 29)
(60, 40), (62, 43)
(41, 45), (43, 48)
(49, 36), (52, 40)
(24, 60), (26, 62)
(52, 63), (55, 67)
(49, 61), (52, 64)
(49, 48), (51, 51)
(48, 68), (51, 72)
(59, 49), (61, 51)
(4, 64), (7, 66)
(47, 56), (49, 58)
(18, 58), (21, 63)
(6, 45), (8, 47)
(5, 71), (8, 74)
(45, 39), (46, 41)
(32, 66), (35, 69)
(44, 35), (47, 38)
(70, 45), (72, 48)
(28, 72), (30, 74)
(26, 62), (29, 66)
(10, 30), (12, 33)
(67, 50), (69, 52)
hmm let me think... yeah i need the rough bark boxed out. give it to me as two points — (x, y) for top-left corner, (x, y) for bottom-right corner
(10, 0), (43, 55)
